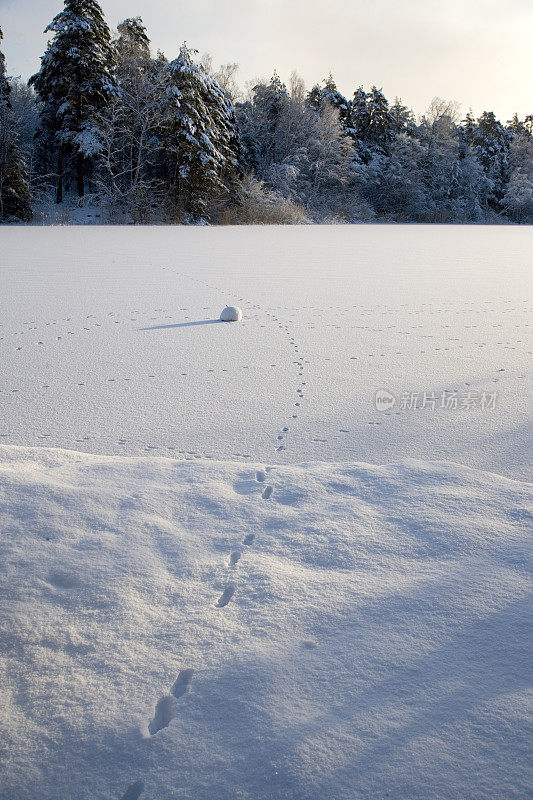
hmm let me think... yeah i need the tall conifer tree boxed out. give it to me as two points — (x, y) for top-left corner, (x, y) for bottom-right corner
(159, 44), (240, 220)
(0, 26), (32, 221)
(30, 0), (115, 202)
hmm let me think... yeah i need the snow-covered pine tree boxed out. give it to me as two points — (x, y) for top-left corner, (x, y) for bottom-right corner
(503, 113), (533, 222)
(365, 86), (395, 154)
(29, 0), (116, 202)
(363, 132), (427, 220)
(0, 26), (32, 221)
(244, 71), (290, 171)
(115, 16), (150, 62)
(309, 75), (352, 130)
(158, 44), (240, 221)
(390, 98), (416, 135)
(462, 111), (512, 212)
(306, 84), (322, 112)
(350, 87), (372, 162)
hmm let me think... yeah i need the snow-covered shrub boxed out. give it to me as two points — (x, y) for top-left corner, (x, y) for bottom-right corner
(220, 174), (309, 224)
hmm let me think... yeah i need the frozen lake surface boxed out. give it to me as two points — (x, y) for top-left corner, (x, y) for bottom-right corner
(1, 224), (531, 478)
(0, 225), (531, 800)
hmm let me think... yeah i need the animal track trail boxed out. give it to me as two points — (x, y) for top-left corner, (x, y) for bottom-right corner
(147, 669), (194, 735)
(262, 485), (273, 500)
(255, 470), (266, 482)
(228, 551), (241, 567)
(215, 584), (236, 607)
(243, 533), (255, 546)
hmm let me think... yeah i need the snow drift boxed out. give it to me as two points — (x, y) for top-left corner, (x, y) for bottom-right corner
(0, 445), (530, 800)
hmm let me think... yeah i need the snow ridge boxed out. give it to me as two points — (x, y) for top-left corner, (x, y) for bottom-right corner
(0, 445), (531, 800)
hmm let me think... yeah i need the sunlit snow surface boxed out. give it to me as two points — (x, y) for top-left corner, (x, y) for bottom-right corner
(0, 448), (531, 800)
(0, 225), (532, 800)
(0, 225), (531, 477)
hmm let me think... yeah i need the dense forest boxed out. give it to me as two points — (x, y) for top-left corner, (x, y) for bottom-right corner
(1, 0), (532, 224)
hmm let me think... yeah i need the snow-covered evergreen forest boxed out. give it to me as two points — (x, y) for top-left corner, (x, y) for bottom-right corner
(1, 0), (532, 225)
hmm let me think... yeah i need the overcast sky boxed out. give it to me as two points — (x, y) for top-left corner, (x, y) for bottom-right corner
(1, 0), (531, 121)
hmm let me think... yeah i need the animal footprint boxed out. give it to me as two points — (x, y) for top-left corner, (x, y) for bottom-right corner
(262, 485), (273, 500)
(215, 585), (235, 607)
(229, 551), (241, 567)
(148, 670), (193, 735)
(119, 781), (145, 800)
(256, 470), (266, 482)
(148, 696), (174, 735)
(171, 669), (194, 699)
(243, 533), (255, 546)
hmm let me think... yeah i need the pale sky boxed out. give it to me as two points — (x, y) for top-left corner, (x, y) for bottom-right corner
(1, 0), (532, 122)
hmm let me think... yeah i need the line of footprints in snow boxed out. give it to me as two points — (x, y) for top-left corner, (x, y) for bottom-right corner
(262, 310), (306, 453)
(161, 273), (310, 456)
(147, 467), (272, 735)
(116, 469), (274, 799)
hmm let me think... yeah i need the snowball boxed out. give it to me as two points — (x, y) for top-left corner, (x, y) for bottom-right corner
(219, 306), (242, 322)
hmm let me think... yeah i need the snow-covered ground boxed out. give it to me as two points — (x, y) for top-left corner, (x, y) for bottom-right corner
(0, 225), (531, 799)
(1, 225), (531, 477)
(1, 447), (531, 800)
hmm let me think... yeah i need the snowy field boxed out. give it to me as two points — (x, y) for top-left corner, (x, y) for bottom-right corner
(0, 225), (531, 477)
(0, 225), (532, 800)
(0, 226), (533, 477)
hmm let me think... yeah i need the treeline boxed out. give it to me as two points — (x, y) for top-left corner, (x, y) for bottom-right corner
(0, 1), (532, 225)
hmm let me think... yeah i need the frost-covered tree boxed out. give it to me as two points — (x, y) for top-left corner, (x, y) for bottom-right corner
(237, 72), (291, 174)
(417, 111), (489, 222)
(214, 63), (241, 104)
(424, 97), (461, 126)
(237, 75), (367, 222)
(502, 164), (533, 222)
(1, 11), (527, 227)
(506, 112), (533, 139)
(115, 16), (150, 62)
(30, 0), (116, 202)
(349, 87), (372, 162)
(503, 114), (533, 222)
(7, 80), (39, 172)
(390, 98), (416, 135)
(288, 71), (306, 105)
(0, 27), (32, 221)
(289, 103), (368, 221)
(463, 111), (512, 212)
(96, 17), (163, 220)
(157, 44), (240, 221)
(306, 75), (352, 131)
(349, 86), (396, 158)
(365, 87), (396, 154)
(361, 133), (427, 220)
